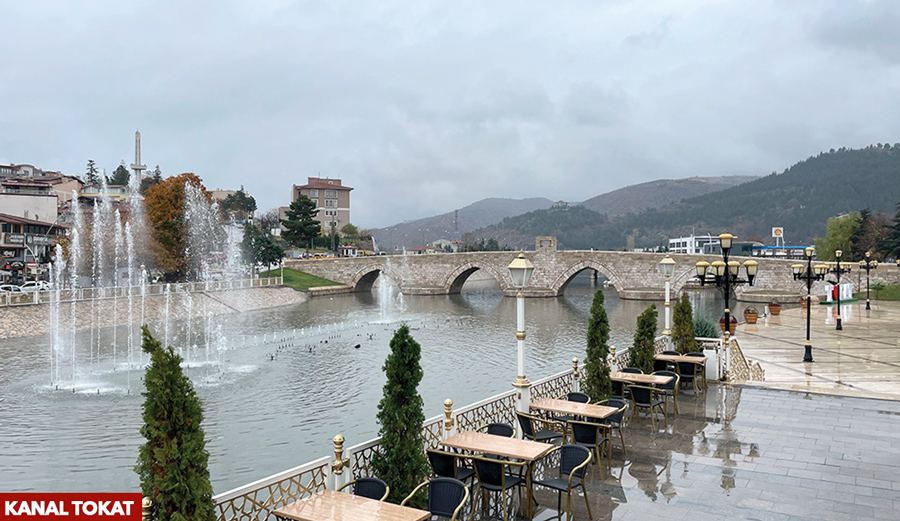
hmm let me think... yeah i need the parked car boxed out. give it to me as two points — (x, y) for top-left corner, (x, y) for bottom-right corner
(0, 284), (23, 293)
(19, 281), (52, 292)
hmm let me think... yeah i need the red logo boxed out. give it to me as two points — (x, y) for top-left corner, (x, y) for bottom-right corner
(0, 494), (142, 521)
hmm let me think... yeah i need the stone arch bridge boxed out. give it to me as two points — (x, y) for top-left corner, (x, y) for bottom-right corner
(286, 237), (812, 300)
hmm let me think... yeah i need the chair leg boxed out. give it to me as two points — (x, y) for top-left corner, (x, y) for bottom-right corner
(673, 392), (679, 416)
(468, 485), (481, 521)
(619, 427), (627, 455)
(582, 482), (593, 520)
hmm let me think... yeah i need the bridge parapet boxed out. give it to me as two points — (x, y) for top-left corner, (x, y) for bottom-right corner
(286, 244), (838, 300)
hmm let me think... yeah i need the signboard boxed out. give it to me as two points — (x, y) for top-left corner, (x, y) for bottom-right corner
(10, 261), (24, 269)
(1, 250), (15, 258)
(772, 227), (784, 238)
(5, 233), (24, 244)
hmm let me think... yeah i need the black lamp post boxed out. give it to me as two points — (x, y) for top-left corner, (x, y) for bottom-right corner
(792, 247), (827, 362)
(858, 252), (877, 311)
(695, 231), (758, 338)
(826, 249), (852, 330)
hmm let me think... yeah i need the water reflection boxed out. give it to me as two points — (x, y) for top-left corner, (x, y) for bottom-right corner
(0, 271), (722, 494)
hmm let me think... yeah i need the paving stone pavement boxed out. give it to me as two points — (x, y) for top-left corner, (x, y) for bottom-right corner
(472, 300), (900, 520)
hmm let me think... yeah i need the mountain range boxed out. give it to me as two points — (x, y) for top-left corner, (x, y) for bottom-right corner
(371, 176), (755, 250)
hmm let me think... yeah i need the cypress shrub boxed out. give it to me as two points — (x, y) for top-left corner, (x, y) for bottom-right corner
(630, 304), (658, 374)
(370, 325), (430, 504)
(672, 293), (697, 353)
(135, 326), (215, 521)
(693, 316), (720, 339)
(583, 289), (611, 402)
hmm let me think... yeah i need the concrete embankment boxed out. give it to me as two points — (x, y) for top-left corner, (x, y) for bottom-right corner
(0, 287), (308, 340)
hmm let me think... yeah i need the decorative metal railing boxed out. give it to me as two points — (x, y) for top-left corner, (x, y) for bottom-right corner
(345, 437), (380, 480)
(454, 389), (519, 432)
(0, 277), (283, 308)
(213, 456), (329, 521)
(530, 367), (577, 402)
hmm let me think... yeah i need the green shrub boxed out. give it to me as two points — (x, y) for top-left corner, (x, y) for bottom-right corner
(370, 325), (430, 504)
(135, 326), (215, 521)
(583, 289), (611, 402)
(693, 316), (719, 339)
(672, 293), (697, 354)
(630, 304), (658, 373)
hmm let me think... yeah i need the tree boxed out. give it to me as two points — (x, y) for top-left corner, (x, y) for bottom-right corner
(815, 211), (861, 260)
(281, 196), (320, 251)
(879, 199), (900, 259)
(145, 173), (208, 279)
(135, 326), (215, 521)
(220, 186), (257, 222)
(630, 304), (658, 374)
(671, 293), (697, 354)
(340, 223), (359, 239)
(85, 159), (100, 185)
(242, 223), (284, 273)
(254, 208), (282, 237)
(370, 325), (430, 504)
(582, 289), (611, 402)
(153, 165), (163, 183)
(109, 161), (130, 187)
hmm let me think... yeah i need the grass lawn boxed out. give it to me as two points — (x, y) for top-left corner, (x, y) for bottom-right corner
(853, 284), (900, 301)
(259, 267), (343, 292)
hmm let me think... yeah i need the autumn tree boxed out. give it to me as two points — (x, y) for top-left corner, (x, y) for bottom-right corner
(145, 173), (208, 279)
(583, 289), (611, 402)
(281, 196), (320, 252)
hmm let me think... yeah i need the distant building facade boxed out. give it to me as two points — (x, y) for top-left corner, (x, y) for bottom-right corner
(668, 234), (719, 255)
(291, 177), (353, 232)
(0, 179), (59, 222)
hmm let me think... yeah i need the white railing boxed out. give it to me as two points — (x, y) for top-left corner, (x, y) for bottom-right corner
(213, 456), (330, 521)
(0, 277), (284, 308)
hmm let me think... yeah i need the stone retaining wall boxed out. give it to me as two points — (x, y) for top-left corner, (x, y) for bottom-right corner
(0, 287), (308, 340)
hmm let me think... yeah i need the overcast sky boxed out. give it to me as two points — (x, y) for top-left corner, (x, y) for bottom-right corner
(2, 0), (899, 228)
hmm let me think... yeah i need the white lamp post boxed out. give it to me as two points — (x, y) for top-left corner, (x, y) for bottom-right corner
(508, 252), (535, 389)
(659, 255), (676, 336)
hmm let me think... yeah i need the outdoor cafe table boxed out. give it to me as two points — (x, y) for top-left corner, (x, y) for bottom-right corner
(609, 372), (674, 386)
(440, 430), (554, 519)
(654, 353), (708, 390)
(272, 489), (430, 521)
(529, 398), (618, 423)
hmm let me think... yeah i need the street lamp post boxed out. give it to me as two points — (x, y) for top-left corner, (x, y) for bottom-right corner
(507, 252), (535, 390)
(858, 252), (877, 311)
(659, 255), (676, 336)
(695, 232), (758, 338)
(791, 247), (827, 362)
(826, 250), (852, 330)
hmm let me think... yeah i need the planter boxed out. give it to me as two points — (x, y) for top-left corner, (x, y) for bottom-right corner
(768, 302), (781, 316)
(719, 315), (738, 335)
(743, 307), (759, 324)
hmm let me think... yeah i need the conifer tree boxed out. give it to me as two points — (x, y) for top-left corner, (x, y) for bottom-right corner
(672, 293), (697, 354)
(135, 326), (215, 521)
(583, 289), (611, 402)
(630, 304), (658, 373)
(371, 325), (430, 504)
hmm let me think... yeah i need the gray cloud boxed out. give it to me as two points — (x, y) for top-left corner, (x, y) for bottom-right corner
(2, 0), (899, 228)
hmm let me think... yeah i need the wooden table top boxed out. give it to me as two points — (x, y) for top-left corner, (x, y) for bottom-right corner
(655, 354), (708, 364)
(273, 490), (430, 521)
(609, 372), (674, 385)
(440, 430), (554, 461)
(530, 398), (617, 420)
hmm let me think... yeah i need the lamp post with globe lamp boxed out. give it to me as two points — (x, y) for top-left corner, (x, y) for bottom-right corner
(858, 252), (877, 311)
(791, 247), (827, 362)
(507, 252), (535, 406)
(694, 232), (758, 338)
(659, 255), (676, 336)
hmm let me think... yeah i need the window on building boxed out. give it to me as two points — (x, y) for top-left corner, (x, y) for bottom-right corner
(309, 189), (318, 198)
(325, 189), (337, 198)
(325, 199), (337, 207)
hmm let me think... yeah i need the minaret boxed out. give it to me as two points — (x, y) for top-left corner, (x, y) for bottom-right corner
(130, 130), (147, 180)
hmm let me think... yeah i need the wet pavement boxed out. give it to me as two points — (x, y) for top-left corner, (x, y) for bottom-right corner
(474, 300), (900, 520)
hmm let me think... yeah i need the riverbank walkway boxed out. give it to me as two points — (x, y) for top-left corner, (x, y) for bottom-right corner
(519, 300), (900, 520)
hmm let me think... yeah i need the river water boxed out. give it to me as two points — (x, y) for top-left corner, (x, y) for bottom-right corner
(0, 273), (721, 493)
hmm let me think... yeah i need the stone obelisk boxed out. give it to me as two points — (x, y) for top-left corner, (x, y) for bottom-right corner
(130, 130), (147, 181)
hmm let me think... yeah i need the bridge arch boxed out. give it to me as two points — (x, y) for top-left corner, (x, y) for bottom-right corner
(350, 264), (404, 292)
(549, 260), (623, 296)
(443, 260), (509, 294)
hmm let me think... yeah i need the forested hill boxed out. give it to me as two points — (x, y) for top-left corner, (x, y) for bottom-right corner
(478, 145), (900, 250)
